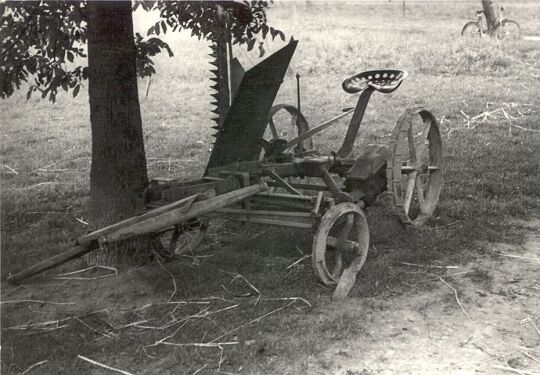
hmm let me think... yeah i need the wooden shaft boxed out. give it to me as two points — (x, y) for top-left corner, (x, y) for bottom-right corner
(312, 191), (324, 215)
(215, 207), (314, 228)
(279, 108), (355, 153)
(318, 166), (341, 196)
(265, 170), (304, 196)
(7, 243), (94, 284)
(6, 184), (267, 284)
(76, 193), (203, 245)
(7, 193), (206, 283)
(101, 183), (268, 244)
(249, 196), (313, 211)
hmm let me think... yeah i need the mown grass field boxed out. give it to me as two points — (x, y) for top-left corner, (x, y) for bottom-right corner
(1, 2), (540, 374)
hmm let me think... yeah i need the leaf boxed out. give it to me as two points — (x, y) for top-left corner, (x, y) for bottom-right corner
(261, 24), (269, 39)
(67, 51), (74, 63)
(27, 58), (37, 74)
(246, 38), (256, 52)
(26, 88), (32, 100)
(73, 84), (80, 98)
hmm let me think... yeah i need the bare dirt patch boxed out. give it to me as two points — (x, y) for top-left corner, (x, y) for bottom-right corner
(273, 220), (540, 375)
(1, 220), (539, 374)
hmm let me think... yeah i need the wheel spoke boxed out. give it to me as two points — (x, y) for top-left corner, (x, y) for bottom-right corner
(160, 219), (208, 256)
(416, 120), (432, 164)
(290, 113), (298, 138)
(326, 236), (359, 252)
(403, 171), (417, 215)
(338, 214), (354, 248)
(407, 125), (417, 164)
(168, 226), (180, 251)
(332, 251), (343, 280)
(415, 174), (426, 212)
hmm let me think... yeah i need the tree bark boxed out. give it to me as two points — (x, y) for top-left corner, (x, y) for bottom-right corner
(482, 0), (500, 31)
(85, 1), (151, 264)
(87, 1), (148, 227)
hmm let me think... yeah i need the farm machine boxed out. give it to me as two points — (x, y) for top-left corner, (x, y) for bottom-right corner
(8, 34), (443, 299)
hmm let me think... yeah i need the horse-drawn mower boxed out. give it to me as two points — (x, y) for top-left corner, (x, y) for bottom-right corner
(8, 39), (443, 299)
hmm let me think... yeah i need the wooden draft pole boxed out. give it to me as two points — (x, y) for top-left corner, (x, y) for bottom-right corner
(7, 183), (268, 283)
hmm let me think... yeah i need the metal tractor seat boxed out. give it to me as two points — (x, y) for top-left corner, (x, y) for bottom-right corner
(342, 70), (407, 94)
(333, 69), (407, 159)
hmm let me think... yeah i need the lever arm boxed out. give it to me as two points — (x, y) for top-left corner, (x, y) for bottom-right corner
(277, 108), (355, 154)
(336, 87), (374, 158)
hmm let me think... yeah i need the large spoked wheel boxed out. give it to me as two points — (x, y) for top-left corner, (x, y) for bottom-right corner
(158, 218), (209, 256)
(266, 104), (313, 152)
(493, 19), (521, 40)
(461, 21), (484, 37)
(312, 203), (369, 286)
(387, 108), (443, 227)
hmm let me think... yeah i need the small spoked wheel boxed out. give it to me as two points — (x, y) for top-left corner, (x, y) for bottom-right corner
(312, 202), (369, 286)
(461, 21), (484, 38)
(265, 104), (313, 152)
(493, 20), (521, 40)
(158, 218), (209, 255)
(387, 108), (443, 227)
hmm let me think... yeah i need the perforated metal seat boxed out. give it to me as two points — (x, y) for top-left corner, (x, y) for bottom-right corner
(342, 70), (407, 94)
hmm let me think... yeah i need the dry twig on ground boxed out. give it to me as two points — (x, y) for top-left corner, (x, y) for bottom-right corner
(499, 253), (540, 264)
(516, 347), (540, 365)
(402, 262), (459, 269)
(54, 265), (118, 280)
(153, 250), (178, 301)
(74, 317), (118, 340)
(77, 355), (134, 375)
(0, 299), (75, 306)
(210, 300), (297, 343)
(20, 360), (48, 375)
(429, 274), (471, 321)
(286, 254), (311, 270)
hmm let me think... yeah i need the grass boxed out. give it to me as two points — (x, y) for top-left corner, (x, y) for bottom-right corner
(1, 1), (540, 374)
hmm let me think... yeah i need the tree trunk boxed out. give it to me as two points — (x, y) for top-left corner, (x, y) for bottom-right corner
(482, 0), (499, 31)
(86, 1), (151, 263)
(87, 1), (148, 226)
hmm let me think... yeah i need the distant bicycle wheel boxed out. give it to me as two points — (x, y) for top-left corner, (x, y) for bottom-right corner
(493, 19), (521, 40)
(461, 21), (483, 37)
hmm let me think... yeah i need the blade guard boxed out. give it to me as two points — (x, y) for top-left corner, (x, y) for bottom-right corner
(205, 39), (298, 171)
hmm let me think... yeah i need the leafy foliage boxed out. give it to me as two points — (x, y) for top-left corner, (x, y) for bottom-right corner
(135, 33), (174, 78)
(1, 0), (283, 102)
(140, 1), (285, 50)
(0, 1), (88, 102)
